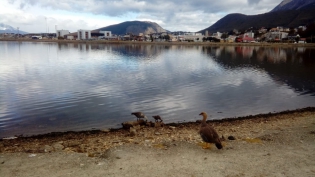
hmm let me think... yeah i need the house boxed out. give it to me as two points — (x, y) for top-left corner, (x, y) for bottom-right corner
(226, 35), (237, 43)
(175, 35), (185, 41)
(168, 34), (178, 42)
(144, 34), (151, 41)
(270, 28), (279, 32)
(236, 33), (255, 43)
(212, 32), (222, 39)
(298, 26), (307, 31)
(244, 32), (254, 38)
(265, 31), (288, 41)
(182, 33), (204, 42)
(283, 28), (290, 32)
(259, 27), (267, 34)
(277, 26), (284, 32)
(299, 38), (306, 43)
(122, 34), (131, 41)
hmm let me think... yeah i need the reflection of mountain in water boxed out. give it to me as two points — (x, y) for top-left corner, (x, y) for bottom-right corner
(57, 43), (162, 58)
(57, 43), (199, 60)
(202, 46), (315, 96)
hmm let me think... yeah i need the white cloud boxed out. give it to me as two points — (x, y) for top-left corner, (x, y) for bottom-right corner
(0, 0), (283, 33)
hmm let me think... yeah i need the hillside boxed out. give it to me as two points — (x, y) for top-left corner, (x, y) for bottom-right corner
(96, 21), (167, 35)
(199, 7), (315, 33)
(271, 0), (315, 12)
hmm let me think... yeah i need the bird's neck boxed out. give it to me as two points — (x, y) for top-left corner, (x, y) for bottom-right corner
(202, 114), (207, 122)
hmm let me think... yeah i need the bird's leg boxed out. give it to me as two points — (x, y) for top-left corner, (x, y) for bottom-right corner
(202, 143), (211, 149)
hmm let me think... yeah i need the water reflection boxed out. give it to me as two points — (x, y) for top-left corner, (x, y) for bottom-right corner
(0, 42), (314, 138)
(202, 46), (315, 96)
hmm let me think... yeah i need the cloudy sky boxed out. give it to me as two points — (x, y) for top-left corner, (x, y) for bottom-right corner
(0, 0), (283, 33)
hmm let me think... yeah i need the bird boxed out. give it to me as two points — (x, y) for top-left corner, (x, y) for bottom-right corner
(152, 115), (163, 122)
(199, 112), (223, 149)
(131, 112), (148, 121)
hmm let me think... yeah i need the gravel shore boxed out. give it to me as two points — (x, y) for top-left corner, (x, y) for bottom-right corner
(1, 108), (315, 176)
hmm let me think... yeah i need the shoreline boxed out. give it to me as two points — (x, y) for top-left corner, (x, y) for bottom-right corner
(1, 38), (315, 47)
(1, 107), (314, 151)
(0, 107), (314, 176)
(1, 107), (315, 140)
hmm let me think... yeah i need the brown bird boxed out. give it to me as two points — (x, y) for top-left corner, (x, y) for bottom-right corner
(131, 112), (148, 121)
(199, 112), (223, 149)
(152, 115), (163, 122)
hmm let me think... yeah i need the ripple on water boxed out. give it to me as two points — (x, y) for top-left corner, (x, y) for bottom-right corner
(1, 42), (315, 138)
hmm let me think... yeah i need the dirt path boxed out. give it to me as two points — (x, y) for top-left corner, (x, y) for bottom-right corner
(1, 109), (315, 177)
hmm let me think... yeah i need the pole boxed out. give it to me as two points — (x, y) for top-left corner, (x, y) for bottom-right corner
(45, 17), (47, 37)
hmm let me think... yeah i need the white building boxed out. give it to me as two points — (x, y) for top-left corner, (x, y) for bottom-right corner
(181, 33), (204, 42)
(212, 32), (222, 39)
(205, 30), (209, 37)
(56, 30), (70, 38)
(265, 32), (288, 41)
(244, 32), (254, 38)
(77, 29), (91, 40)
(100, 31), (112, 37)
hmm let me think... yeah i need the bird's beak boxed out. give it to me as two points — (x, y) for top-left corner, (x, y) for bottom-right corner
(199, 113), (203, 116)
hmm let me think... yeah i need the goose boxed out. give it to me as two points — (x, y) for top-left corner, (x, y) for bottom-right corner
(152, 115), (163, 122)
(199, 112), (223, 149)
(131, 112), (148, 121)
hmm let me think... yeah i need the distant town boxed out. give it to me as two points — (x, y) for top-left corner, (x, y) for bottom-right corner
(1, 24), (314, 44)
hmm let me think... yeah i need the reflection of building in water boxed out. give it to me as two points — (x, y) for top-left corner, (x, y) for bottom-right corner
(78, 44), (91, 51)
(261, 48), (287, 63)
(235, 46), (253, 58)
(215, 47), (221, 57)
(297, 47), (305, 53)
(219, 46), (289, 63)
(274, 49), (287, 63)
(58, 43), (77, 50)
(224, 46), (238, 60)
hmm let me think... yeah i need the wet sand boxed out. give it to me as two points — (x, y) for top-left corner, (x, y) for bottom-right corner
(1, 107), (315, 177)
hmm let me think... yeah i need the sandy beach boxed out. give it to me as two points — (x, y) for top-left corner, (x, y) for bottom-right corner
(1, 108), (315, 177)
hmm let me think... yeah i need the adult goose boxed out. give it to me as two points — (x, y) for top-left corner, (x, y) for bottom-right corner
(199, 112), (223, 149)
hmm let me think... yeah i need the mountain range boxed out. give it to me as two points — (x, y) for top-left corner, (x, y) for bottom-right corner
(199, 0), (315, 33)
(96, 21), (167, 35)
(1, 0), (315, 35)
(271, 0), (315, 12)
(0, 23), (28, 34)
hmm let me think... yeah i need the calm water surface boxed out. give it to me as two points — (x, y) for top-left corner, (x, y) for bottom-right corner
(1, 41), (315, 137)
